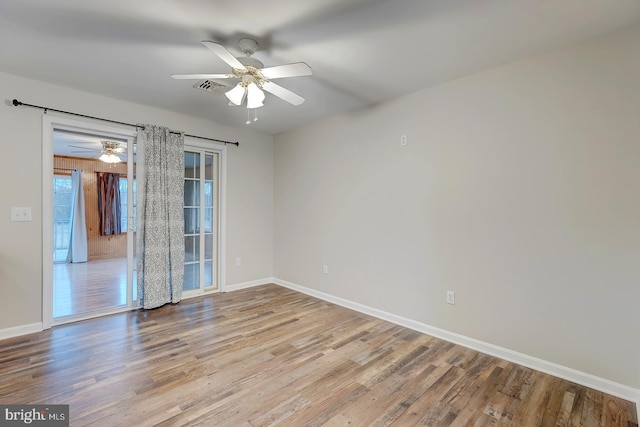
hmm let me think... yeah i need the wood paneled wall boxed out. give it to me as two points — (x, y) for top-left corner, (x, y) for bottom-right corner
(54, 156), (128, 259)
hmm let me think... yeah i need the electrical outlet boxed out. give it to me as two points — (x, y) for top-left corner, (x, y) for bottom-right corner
(235, 258), (241, 267)
(400, 134), (408, 146)
(446, 291), (455, 305)
(323, 265), (329, 274)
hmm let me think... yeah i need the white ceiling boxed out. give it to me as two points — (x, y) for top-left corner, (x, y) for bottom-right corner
(1, 0), (640, 135)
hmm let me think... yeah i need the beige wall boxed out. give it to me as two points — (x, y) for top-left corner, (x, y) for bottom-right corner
(274, 25), (640, 388)
(0, 71), (274, 330)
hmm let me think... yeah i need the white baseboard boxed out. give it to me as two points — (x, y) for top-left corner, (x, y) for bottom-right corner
(0, 322), (42, 341)
(223, 277), (274, 293)
(273, 278), (640, 407)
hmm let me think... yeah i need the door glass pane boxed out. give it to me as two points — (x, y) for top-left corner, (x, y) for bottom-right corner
(204, 261), (213, 287)
(204, 208), (213, 233)
(183, 263), (199, 291)
(184, 180), (200, 206)
(119, 179), (128, 232)
(185, 235), (200, 262)
(184, 152), (200, 178)
(205, 154), (214, 180)
(184, 207), (200, 234)
(204, 181), (213, 206)
(204, 234), (213, 259)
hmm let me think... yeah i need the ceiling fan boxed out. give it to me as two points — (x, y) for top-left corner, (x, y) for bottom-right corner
(171, 38), (312, 110)
(69, 140), (126, 164)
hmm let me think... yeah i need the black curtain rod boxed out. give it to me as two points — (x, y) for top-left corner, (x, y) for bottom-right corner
(12, 99), (240, 147)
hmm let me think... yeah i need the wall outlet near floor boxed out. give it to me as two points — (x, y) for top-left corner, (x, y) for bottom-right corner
(235, 258), (241, 267)
(323, 265), (329, 274)
(400, 134), (408, 146)
(446, 291), (455, 305)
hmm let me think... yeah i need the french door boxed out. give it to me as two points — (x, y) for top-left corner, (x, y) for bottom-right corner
(183, 148), (220, 295)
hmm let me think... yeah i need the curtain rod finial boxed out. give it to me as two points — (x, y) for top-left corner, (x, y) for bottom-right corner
(12, 99), (22, 106)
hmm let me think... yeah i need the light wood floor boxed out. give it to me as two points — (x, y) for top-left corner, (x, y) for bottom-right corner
(53, 257), (128, 318)
(1, 284), (636, 426)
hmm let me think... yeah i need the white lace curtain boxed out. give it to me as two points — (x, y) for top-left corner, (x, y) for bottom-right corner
(66, 169), (88, 263)
(136, 124), (185, 309)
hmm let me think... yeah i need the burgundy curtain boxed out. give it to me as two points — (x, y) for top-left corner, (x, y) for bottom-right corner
(97, 172), (122, 236)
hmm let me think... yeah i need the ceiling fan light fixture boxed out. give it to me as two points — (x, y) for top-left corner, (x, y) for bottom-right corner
(99, 153), (122, 164)
(246, 83), (265, 109)
(225, 83), (246, 106)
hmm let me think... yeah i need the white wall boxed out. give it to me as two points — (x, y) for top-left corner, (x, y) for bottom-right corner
(0, 71), (273, 331)
(274, 25), (640, 389)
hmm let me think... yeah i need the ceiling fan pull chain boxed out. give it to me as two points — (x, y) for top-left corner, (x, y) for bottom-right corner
(246, 109), (251, 125)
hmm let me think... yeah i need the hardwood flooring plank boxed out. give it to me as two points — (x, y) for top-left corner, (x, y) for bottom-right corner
(0, 284), (636, 426)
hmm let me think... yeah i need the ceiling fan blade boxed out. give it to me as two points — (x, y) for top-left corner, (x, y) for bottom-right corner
(68, 145), (101, 151)
(262, 81), (305, 106)
(201, 41), (246, 70)
(260, 62), (312, 79)
(171, 73), (236, 80)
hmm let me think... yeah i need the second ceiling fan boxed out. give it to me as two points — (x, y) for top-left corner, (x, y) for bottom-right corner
(172, 38), (312, 109)
(69, 140), (126, 164)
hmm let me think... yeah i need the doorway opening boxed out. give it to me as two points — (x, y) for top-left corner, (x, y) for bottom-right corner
(52, 129), (135, 322)
(43, 117), (138, 327)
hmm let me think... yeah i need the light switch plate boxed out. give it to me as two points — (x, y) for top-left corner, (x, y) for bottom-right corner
(11, 207), (32, 222)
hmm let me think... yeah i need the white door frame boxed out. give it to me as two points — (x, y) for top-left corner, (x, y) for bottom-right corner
(42, 115), (138, 329)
